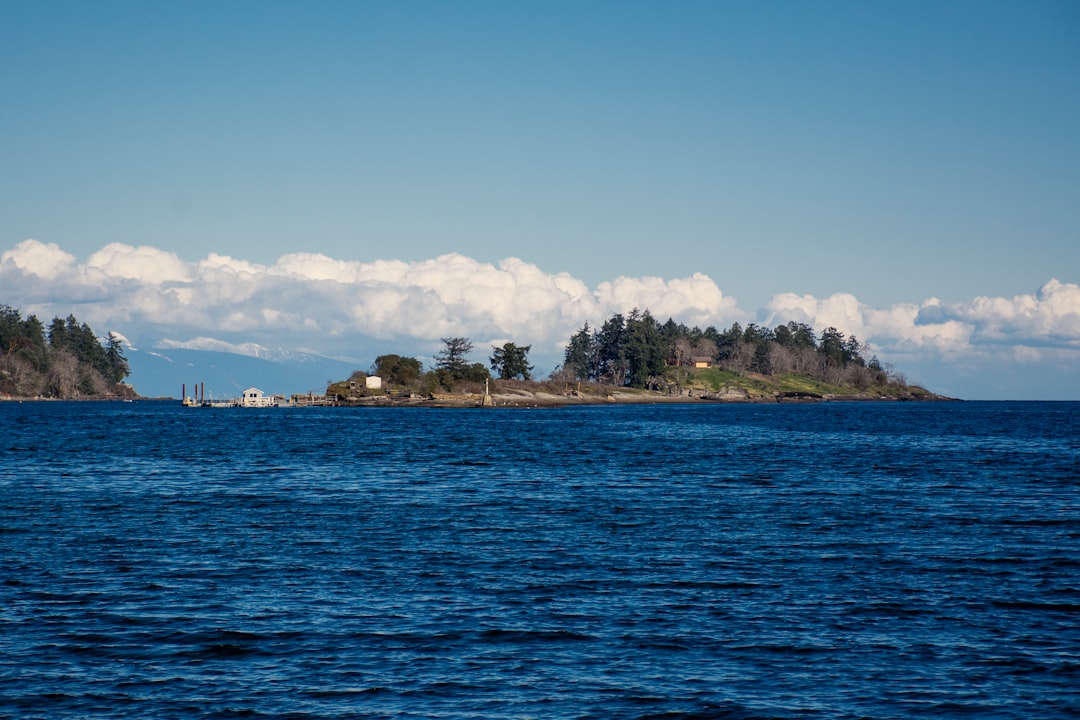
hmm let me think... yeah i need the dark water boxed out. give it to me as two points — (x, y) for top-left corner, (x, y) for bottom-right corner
(1, 400), (1078, 719)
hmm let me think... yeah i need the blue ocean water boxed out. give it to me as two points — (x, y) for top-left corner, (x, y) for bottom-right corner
(1, 400), (1078, 719)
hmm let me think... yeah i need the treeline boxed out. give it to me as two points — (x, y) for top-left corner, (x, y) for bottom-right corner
(555, 308), (904, 391)
(0, 304), (132, 398)
(331, 337), (532, 398)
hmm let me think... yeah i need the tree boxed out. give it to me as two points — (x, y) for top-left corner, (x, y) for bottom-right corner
(371, 354), (422, 386)
(595, 314), (627, 386)
(843, 335), (865, 367)
(624, 309), (665, 388)
(462, 362), (492, 383)
(435, 337), (474, 381)
(818, 327), (846, 365)
(48, 316), (68, 352)
(0, 307), (131, 398)
(103, 332), (130, 385)
(773, 322), (793, 347)
(750, 341), (773, 375)
(563, 323), (594, 381)
(717, 322), (742, 362)
(691, 338), (717, 363)
(45, 351), (79, 398)
(743, 323), (773, 344)
(788, 321), (817, 349)
(490, 342), (533, 380)
(0, 305), (23, 353)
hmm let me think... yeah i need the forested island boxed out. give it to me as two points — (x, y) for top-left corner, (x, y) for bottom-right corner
(2, 301), (939, 404)
(0, 305), (133, 399)
(329, 309), (942, 406)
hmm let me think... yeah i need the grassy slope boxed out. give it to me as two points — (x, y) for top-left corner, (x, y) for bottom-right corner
(689, 368), (938, 399)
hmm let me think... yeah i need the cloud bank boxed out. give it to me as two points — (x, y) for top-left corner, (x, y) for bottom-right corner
(3, 238), (1079, 396)
(0, 239), (739, 357)
(764, 280), (1080, 360)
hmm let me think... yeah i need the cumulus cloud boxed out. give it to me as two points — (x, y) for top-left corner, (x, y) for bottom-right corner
(0, 240), (744, 360)
(1, 238), (77, 279)
(916, 280), (1080, 347)
(4, 238), (1078, 392)
(86, 243), (191, 283)
(7, 238), (1078, 398)
(764, 279), (1080, 360)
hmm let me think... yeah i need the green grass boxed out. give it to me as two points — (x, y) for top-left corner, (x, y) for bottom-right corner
(688, 368), (775, 397)
(679, 367), (924, 399)
(773, 374), (846, 395)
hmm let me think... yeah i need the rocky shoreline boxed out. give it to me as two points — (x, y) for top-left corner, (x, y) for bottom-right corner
(1, 384), (952, 407)
(331, 386), (952, 409)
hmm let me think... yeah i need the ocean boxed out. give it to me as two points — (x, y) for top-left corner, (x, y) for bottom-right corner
(1, 400), (1077, 719)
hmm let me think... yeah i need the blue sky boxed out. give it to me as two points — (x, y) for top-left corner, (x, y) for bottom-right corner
(2, 1), (1079, 399)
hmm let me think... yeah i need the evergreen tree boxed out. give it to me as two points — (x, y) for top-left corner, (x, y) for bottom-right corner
(563, 323), (594, 381)
(103, 332), (130, 384)
(773, 322), (793, 347)
(490, 342), (533, 380)
(435, 337), (474, 381)
(552, 307), (910, 393)
(818, 327), (846, 365)
(717, 322), (742, 361)
(843, 335), (865, 366)
(0, 305), (21, 353)
(595, 314), (627, 386)
(789, 321), (817, 349)
(750, 342), (773, 375)
(743, 323), (773, 344)
(624, 309), (665, 388)
(48, 316), (68, 351)
(1, 307), (131, 397)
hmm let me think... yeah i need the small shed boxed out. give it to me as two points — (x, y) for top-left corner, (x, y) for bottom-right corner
(690, 356), (714, 369)
(240, 387), (277, 407)
(365, 376), (383, 390)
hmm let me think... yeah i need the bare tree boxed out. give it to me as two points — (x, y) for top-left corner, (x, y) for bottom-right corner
(46, 351), (79, 398)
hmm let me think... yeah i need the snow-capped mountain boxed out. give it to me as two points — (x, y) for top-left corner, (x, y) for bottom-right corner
(125, 343), (362, 399)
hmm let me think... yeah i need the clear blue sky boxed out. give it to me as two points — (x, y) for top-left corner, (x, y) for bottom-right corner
(2, 1), (1079, 399)
(4, 0), (1077, 307)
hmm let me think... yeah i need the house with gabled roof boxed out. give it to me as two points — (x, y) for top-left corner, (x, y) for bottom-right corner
(239, 387), (278, 407)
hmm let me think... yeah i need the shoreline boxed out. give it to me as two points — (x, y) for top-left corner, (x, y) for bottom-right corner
(313, 387), (955, 409)
(1, 387), (955, 407)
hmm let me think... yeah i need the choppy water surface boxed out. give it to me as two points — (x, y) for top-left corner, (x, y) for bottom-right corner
(1, 400), (1078, 719)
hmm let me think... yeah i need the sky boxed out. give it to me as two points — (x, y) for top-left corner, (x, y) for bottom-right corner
(2, 1), (1078, 400)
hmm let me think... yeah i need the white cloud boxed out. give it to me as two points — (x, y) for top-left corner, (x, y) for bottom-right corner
(0, 239), (77, 279)
(0, 240), (744, 358)
(272, 252), (363, 282)
(85, 243), (191, 284)
(107, 330), (137, 351)
(4, 239), (1078, 398)
(917, 279), (1080, 347)
(764, 279), (1080, 359)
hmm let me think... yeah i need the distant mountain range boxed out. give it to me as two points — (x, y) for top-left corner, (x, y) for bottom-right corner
(126, 347), (360, 399)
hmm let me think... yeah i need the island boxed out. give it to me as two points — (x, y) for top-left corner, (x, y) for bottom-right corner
(323, 310), (947, 407)
(2, 303), (945, 405)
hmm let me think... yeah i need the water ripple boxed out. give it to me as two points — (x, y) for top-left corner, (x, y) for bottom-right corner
(1, 400), (1078, 718)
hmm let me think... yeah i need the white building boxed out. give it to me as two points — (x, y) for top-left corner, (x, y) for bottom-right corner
(239, 387), (278, 407)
